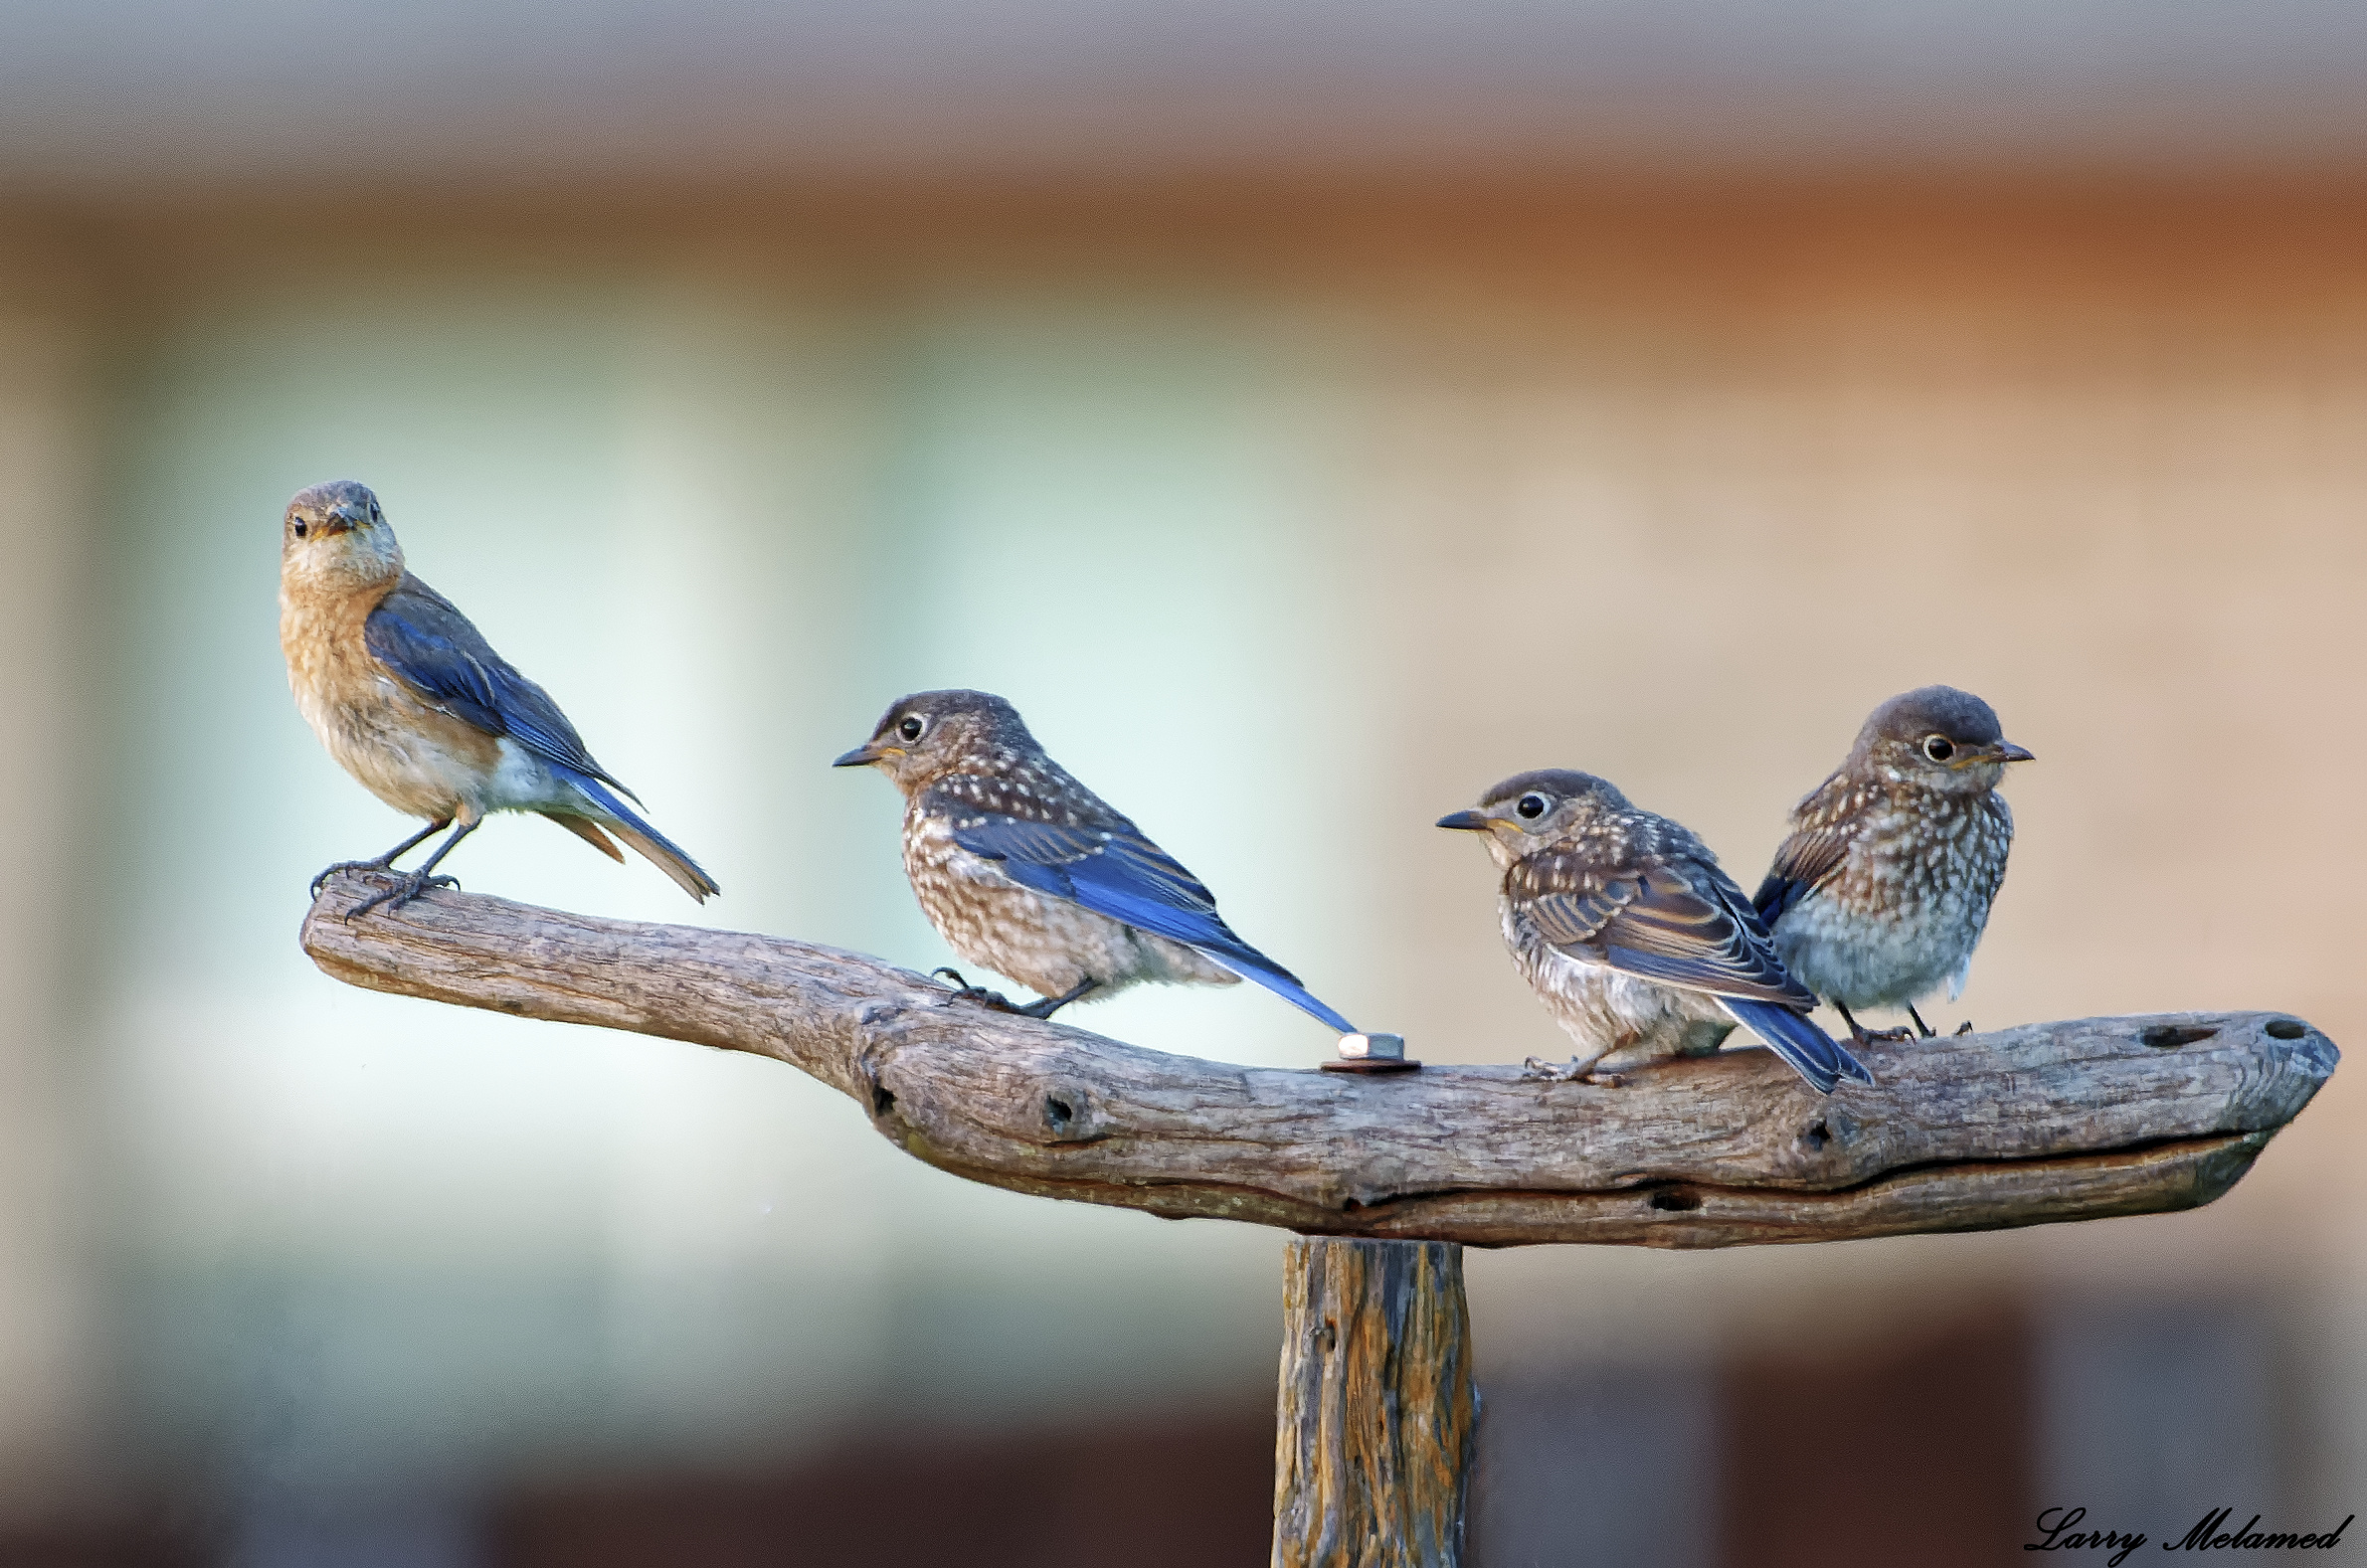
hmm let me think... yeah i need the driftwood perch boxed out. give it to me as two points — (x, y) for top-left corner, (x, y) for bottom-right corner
(299, 872), (2334, 1249)
(300, 871), (2334, 1567)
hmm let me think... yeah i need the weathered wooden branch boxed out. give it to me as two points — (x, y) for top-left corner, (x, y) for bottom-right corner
(299, 872), (2336, 1249)
(1273, 1239), (1475, 1568)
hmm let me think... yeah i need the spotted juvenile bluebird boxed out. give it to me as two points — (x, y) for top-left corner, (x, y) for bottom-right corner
(833, 689), (1356, 1029)
(279, 480), (719, 918)
(1752, 686), (2032, 1044)
(1439, 770), (1871, 1094)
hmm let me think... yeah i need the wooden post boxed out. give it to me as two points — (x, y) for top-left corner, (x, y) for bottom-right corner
(1273, 1239), (1478, 1568)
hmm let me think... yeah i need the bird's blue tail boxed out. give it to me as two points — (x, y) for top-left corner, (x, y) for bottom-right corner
(1720, 998), (1874, 1095)
(1199, 942), (1358, 1035)
(559, 769), (721, 903)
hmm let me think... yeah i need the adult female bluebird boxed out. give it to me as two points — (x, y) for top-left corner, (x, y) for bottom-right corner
(1439, 770), (1871, 1094)
(279, 479), (719, 918)
(833, 689), (1357, 1030)
(1752, 685), (2032, 1044)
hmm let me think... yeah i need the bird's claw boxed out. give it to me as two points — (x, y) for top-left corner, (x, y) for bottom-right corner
(1953, 1020), (1976, 1036)
(341, 870), (460, 922)
(1522, 1056), (1619, 1085)
(1850, 1025), (1916, 1046)
(929, 969), (1018, 1012)
(309, 858), (393, 899)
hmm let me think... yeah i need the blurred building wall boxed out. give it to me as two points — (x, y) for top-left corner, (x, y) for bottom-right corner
(0, 175), (2357, 1551)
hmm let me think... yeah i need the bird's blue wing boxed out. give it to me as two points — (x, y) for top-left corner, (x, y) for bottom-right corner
(1752, 774), (1859, 924)
(1513, 844), (1867, 1092)
(1515, 852), (1817, 1010)
(941, 796), (1356, 1033)
(1749, 871), (1809, 925)
(364, 574), (637, 800)
(1506, 826), (1868, 1092)
(361, 580), (503, 736)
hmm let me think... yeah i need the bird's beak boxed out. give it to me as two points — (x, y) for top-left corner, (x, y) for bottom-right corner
(1436, 809), (1493, 832)
(1945, 741), (2035, 770)
(323, 503), (367, 534)
(832, 743), (891, 768)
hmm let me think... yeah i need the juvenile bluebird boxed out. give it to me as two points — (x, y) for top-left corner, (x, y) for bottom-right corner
(1752, 686), (2032, 1044)
(833, 689), (1356, 1030)
(1439, 771), (1871, 1094)
(279, 480), (718, 918)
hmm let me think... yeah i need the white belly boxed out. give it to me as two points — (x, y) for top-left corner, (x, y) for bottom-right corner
(1505, 902), (1734, 1071)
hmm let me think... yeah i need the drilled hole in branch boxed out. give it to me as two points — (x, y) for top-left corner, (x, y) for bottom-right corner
(2266, 1019), (2306, 1040)
(1649, 1187), (1703, 1212)
(2141, 1024), (2219, 1050)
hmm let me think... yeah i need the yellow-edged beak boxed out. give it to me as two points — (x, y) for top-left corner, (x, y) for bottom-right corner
(1956, 741), (2035, 768)
(832, 743), (899, 768)
(1436, 809), (1494, 832)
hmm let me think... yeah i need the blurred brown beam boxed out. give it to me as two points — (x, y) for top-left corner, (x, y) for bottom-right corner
(488, 1408), (1271, 1568)
(1719, 1306), (2033, 1568)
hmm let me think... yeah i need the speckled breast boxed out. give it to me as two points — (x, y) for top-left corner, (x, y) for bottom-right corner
(1782, 789), (2011, 1006)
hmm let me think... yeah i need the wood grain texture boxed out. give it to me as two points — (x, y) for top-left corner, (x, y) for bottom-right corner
(300, 873), (2339, 1248)
(1273, 1240), (1475, 1568)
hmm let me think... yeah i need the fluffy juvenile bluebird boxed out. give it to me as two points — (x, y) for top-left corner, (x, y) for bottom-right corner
(279, 480), (719, 918)
(1439, 770), (1871, 1094)
(834, 689), (1356, 1029)
(1752, 686), (2032, 1044)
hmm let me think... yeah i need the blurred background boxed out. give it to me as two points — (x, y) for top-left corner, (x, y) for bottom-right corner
(3, 2), (2365, 1563)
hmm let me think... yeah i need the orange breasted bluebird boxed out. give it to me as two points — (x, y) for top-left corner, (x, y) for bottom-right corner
(833, 689), (1356, 1029)
(279, 480), (719, 918)
(1440, 770), (1871, 1094)
(1752, 685), (2031, 1044)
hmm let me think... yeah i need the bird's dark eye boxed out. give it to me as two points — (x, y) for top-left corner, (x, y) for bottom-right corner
(1922, 736), (1955, 763)
(897, 715), (926, 743)
(1515, 792), (1550, 819)
(291, 520), (308, 538)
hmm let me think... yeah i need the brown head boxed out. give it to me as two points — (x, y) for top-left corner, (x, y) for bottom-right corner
(281, 480), (404, 597)
(1436, 768), (1634, 869)
(832, 689), (1040, 794)
(1849, 686), (2034, 792)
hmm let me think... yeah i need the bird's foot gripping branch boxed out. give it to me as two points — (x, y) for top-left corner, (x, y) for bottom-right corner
(300, 873), (2335, 1250)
